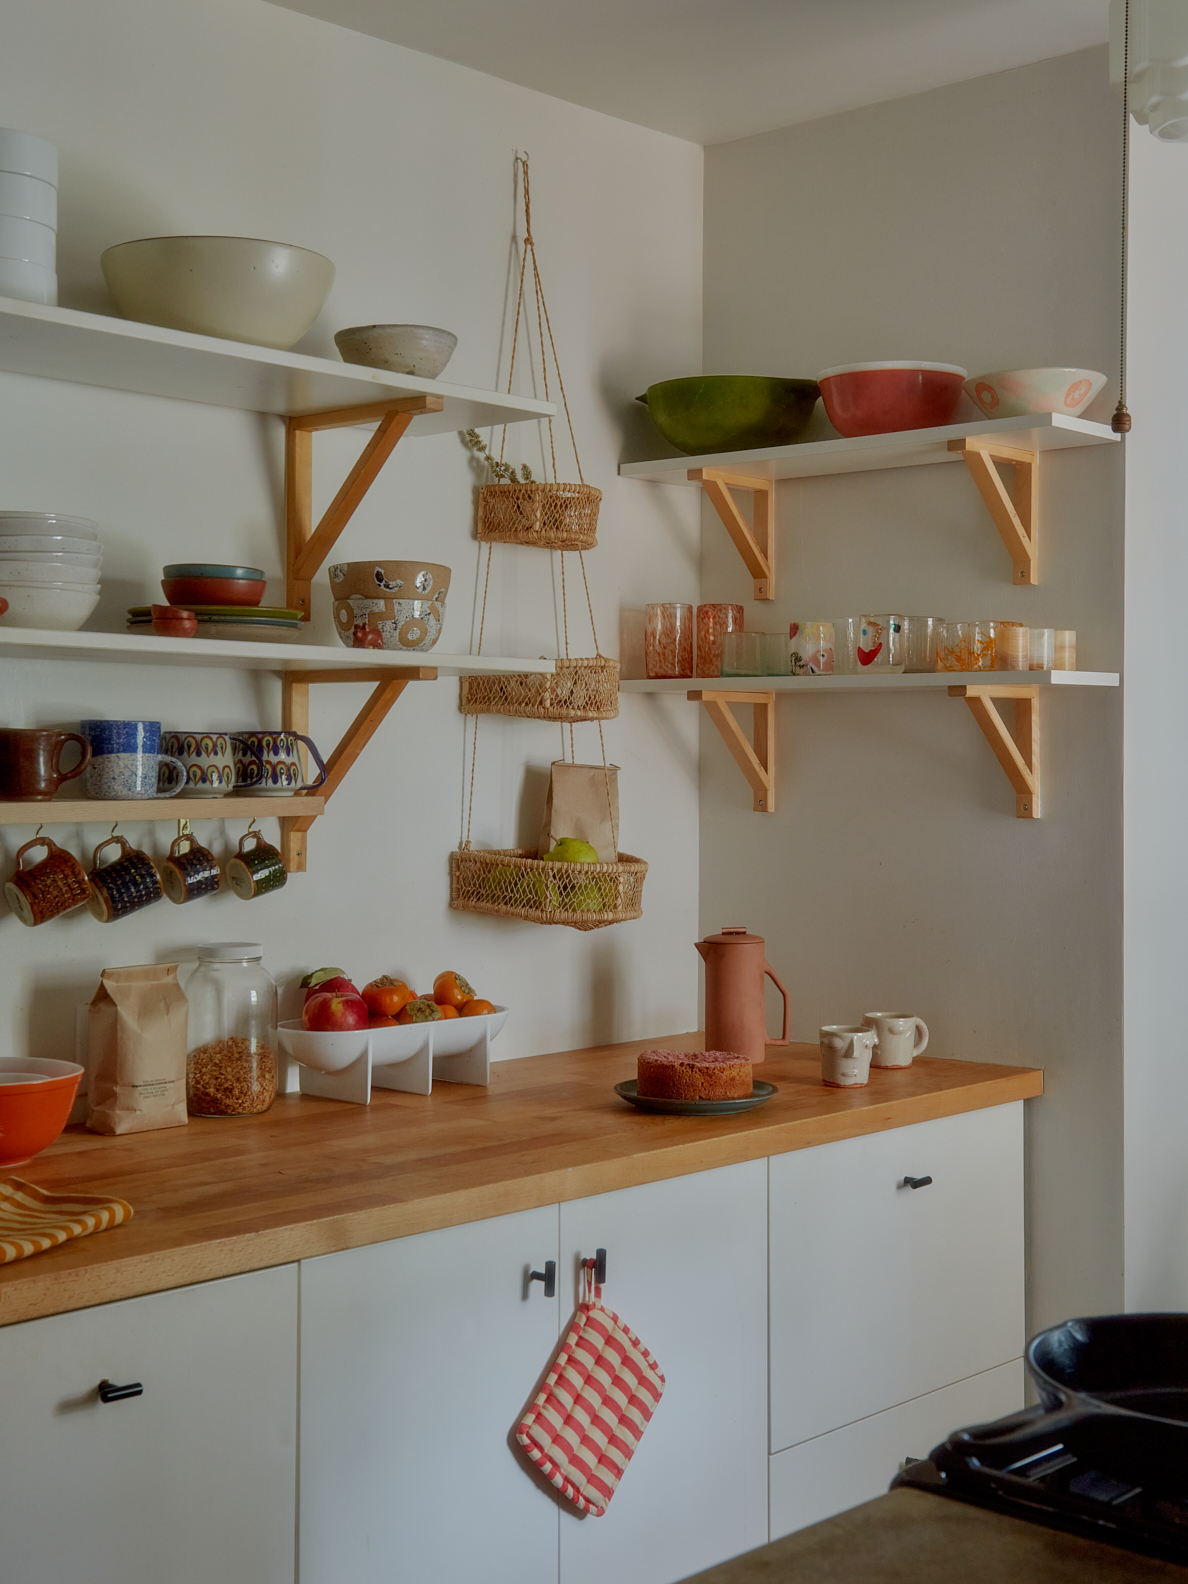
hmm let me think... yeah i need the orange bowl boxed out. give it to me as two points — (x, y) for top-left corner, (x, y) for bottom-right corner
(0, 1057), (83, 1169)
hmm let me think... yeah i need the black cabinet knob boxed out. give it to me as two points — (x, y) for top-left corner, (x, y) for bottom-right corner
(529, 1260), (556, 1298)
(902, 1175), (933, 1190)
(98, 1379), (143, 1403)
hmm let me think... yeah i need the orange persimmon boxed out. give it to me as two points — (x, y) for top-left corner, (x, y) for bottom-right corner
(397, 998), (444, 1024)
(368, 1014), (402, 1028)
(433, 970), (476, 1009)
(459, 998), (496, 1017)
(437, 1005), (459, 1019)
(362, 976), (414, 1019)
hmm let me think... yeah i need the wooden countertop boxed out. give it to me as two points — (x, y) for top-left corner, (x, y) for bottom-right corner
(680, 1489), (1187, 1582)
(0, 1036), (1041, 1327)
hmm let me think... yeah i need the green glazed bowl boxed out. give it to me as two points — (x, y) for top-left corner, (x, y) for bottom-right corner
(637, 375), (820, 455)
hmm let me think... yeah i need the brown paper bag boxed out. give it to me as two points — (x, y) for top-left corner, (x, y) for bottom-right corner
(538, 762), (620, 862)
(87, 964), (189, 1135)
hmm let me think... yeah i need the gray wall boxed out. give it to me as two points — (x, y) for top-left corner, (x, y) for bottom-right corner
(698, 47), (1124, 1329)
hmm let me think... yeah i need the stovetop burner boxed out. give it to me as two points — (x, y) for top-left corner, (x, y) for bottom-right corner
(894, 1313), (1188, 1566)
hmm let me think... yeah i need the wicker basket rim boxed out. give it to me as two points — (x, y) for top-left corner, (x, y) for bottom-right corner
(456, 847), (645, 873)
(479, 480), (601, 494)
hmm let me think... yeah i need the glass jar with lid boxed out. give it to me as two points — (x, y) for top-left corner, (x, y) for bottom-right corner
(186, 943), (277, 1117)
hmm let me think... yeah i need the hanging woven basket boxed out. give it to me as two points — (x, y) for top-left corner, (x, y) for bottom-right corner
(460, 656), (619, 722)
(476, 480), (600, 550)
(450, 847), (646, 931)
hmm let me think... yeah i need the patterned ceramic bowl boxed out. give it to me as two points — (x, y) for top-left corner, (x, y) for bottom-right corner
(329, 560), (451, 653)
(964, 368), (1107, 421)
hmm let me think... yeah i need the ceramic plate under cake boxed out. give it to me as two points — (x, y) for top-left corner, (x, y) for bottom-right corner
(613, 1079), (777, 1115)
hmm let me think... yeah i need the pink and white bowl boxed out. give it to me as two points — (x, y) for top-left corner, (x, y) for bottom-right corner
(817, 361), (967, 438)
(963, 367), (1107, 421)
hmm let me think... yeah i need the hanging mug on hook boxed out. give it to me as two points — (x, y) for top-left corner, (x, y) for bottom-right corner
(226, 828), (287, 900)
(87, 834), (165, 923)
(160, 830), (222, 904)
(4, 832), (91, 926)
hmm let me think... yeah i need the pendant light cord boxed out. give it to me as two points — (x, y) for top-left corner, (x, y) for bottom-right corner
(1114, 0), (1133, 433)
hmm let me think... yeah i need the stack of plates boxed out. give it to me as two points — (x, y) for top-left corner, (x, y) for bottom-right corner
(0, 129), (58, 306)
(0, 512), (101, 630)
(126, 603), (304, 644)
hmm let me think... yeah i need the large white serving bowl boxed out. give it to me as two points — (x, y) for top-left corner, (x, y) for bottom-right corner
(279, 1006), (509, 1075)
(0, 559), (99, 584)
(0, 513), (98, 539)
(0, 534), (100, 556)
(964, 367), (1107, 420)
(101, 235), (336, 350)
(0, 583), (99, 629)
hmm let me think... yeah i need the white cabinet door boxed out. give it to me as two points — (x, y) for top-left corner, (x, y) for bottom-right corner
(769, 1358), (1024, 1538)
(558, 1160), (768, 1584)
(0, 1265), (297, 1584)
(299, 1204), (561, 1584)
(770, 1101), (1024, 1452)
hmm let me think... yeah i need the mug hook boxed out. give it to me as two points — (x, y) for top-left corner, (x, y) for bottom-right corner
(109, 823), (118, 840)
(246, 816), (259, 835)
(34, 823), (43, 839)
(177, 817), (192, 839)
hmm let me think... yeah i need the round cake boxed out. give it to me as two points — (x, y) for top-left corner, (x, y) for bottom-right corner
(637, 1048), (752, 1101)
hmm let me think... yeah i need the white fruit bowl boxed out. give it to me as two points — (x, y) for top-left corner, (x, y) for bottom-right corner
(0, 583), (100, 629)
(279, 1006), (508, 1075)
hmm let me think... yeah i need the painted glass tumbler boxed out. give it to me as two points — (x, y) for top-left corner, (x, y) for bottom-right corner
(0, 727), (90, 799)
(161, 832), (222, 904)
(86, 835), (164, 922)
(696, 604), (744, 678)
(5, 835), (91, 926)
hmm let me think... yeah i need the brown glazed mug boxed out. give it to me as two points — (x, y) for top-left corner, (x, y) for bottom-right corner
(160, 832), (222, 904)
(225, 830), (287, 900)
(87, 835), (165, 923)
(4, 836), (91, 927)
(0, 728), (91, 800)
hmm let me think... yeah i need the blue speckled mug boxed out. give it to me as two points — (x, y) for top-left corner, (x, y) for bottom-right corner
(83, 751), (186, 800)
(80, 718), (162, 755)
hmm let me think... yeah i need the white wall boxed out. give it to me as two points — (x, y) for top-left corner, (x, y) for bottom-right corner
(0, 0), (703, 1074)
(699, 48), (1125, 1330)
(1122, 128), (1188, 1310)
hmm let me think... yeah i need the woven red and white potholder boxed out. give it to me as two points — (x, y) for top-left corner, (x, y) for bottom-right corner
(516, 1267), (665, 1516)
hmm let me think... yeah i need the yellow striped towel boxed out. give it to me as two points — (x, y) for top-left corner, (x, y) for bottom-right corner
(0, 1177), (133, 1265)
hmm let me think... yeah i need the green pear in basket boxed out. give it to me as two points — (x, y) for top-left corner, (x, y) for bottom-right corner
(544, 838), (614, 911)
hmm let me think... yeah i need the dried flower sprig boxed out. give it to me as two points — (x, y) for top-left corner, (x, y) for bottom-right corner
(463, 428), (534, 483)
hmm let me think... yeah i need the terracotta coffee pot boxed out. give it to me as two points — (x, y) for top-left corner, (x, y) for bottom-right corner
(695, 925), (790, 1065)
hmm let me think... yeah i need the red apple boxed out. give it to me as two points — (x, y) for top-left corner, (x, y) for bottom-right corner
(303, 975), (358, 1005)
(303, 991), (369, 1032)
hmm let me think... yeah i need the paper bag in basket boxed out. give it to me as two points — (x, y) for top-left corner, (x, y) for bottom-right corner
(538, 761), (619, 862)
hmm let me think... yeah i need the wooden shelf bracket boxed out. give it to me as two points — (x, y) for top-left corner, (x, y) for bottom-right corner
(948, 436), (1038, 586)
(279, 666), (437, 869)
(688, 468), (776, 600)
(688, 688), (776, 812)
(285, 393), (445, 618)
(949, 683), (1040, 819)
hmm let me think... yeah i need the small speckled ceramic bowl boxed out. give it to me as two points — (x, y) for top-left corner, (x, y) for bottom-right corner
(334, 323), (457, 379)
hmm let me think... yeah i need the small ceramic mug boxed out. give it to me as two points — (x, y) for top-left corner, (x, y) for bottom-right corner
(0, 728), (91, 800)
(863, 1012), (929, 1070)
(232, 731), (328, 795)
(4, 835), (91, 927)
(160, 832), (222, 904)
(86, 835), (165, 922)
(820, 1025), (877, 1089)
(84, 752), (186, 800)
(226, 830), (287, 900)
(161, 730), (240, 797)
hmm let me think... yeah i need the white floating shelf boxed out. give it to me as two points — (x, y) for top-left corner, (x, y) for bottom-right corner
(0, 626), (555, 676)
(619, 413), (1118, 485)
(620, 671), (1119, 693)
(0, 295), (555, 431)
(0, 794), (325, 826)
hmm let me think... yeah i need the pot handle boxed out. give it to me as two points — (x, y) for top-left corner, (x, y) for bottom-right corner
(764, 960), (791, 1046)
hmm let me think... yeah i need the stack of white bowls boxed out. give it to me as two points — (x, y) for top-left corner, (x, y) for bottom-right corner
(0, 513), (101, 630)
(0, 129), (58, 306)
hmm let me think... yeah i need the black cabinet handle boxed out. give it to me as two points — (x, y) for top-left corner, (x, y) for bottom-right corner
(529, 1260), (556, 1298)
(98, 1379), (143, 1403)
(902, 1175), (933, 1190)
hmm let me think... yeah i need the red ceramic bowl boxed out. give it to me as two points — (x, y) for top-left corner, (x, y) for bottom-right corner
(0, 1057), (83, 1168)
(817, 361), (967, 438)
(162, 576), (266, 607)
(151, 603), (198, 637)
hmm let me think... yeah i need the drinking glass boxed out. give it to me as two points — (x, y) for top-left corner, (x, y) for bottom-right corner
(760, 633), (791, 675)
(790, 621), (835, 675)
(833, 617), (860, 675)
(696, 603), (744, 678)
(645, 603), (693, 678)
(721, 631), (763, 676)
(865, 615), (906, 673)
(903, 616), (943, 673)
(973, 619), (996, 671)
(993, 620), (1028, 671)
(1029, 628), (1055, 671)
(936, 621), (974, 671)
(1054, 629), (1076, 671)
